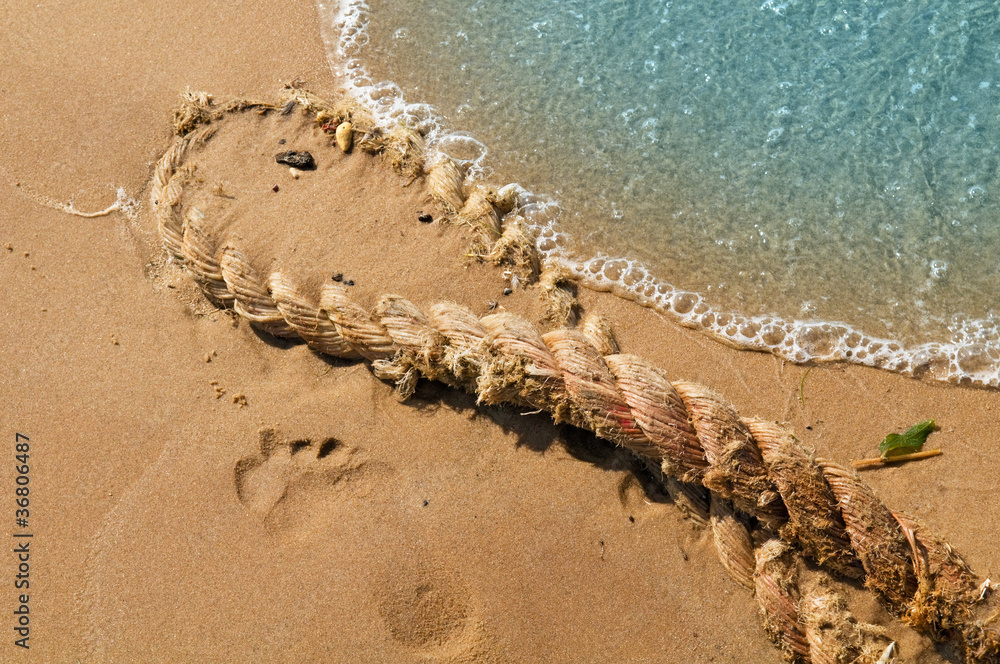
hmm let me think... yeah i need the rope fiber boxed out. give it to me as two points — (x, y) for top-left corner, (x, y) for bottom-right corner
(151, 89), (1000, 664)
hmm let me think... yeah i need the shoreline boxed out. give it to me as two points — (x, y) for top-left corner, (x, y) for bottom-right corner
(328, 0), (1000, 390)
(1, 1), (998, 661)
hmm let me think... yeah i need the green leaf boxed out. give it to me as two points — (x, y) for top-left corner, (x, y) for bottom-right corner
(878, 419), (937, 459)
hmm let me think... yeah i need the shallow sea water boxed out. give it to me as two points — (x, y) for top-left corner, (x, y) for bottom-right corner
(320, 0), (1000, 386)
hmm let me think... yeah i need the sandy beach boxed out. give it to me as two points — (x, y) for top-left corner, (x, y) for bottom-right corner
(2, 1), (999, 662)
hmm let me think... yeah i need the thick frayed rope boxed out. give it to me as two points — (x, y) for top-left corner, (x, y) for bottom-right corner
(151, 92), (1000, 664)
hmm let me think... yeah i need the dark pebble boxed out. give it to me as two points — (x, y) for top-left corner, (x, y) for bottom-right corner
(332, 273), (343, 282)
(503, 288), (512, 296)
(418, 213), (433, 223)
(278, 139), (286, 145)
(628, 515), (635, 523)
(423, 500), (429, 507)
(271, 185), (279, 193)
(275, 150), (316, 170)
(346, 280), (355, 286)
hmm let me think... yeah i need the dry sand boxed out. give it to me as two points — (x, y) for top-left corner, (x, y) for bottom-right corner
(1, 1), (998, 662)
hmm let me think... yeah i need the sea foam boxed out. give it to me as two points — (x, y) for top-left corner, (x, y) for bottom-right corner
(316, 0), (1000, 389)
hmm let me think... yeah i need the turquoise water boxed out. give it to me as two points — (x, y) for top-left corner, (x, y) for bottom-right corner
(319, 0), (1000, 386)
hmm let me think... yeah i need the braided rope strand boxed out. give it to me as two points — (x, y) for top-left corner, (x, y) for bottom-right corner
(150, 93), (1000, 663)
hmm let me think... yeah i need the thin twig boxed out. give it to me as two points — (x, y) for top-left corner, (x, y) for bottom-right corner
(852, 449), (943, 470)
(797, 367), (813, 406)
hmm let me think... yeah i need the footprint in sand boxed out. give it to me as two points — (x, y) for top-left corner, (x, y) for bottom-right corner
(234, 428), (391, 537)
(236, 429), (503, 662)
(379, 565), (469, 651)
(376, 562), (505, 664)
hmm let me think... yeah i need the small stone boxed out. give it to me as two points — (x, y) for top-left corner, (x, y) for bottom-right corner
(275, 150), (315, 170)
(272, 185), (280, 193)
(204, 353), (212, 363)
(346, 279), (355, 286)
(332, 273), (343, 282)
(4, 244), (12, 252)
(289, 167), (301, 179)
(278, 138), (286, 145)
(418, 213), (433, 223)
(336, 122), (354, 152)
(503, 288), (512, 296)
